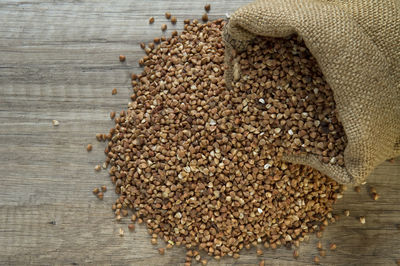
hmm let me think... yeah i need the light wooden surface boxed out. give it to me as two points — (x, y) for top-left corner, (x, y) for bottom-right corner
(0, 1), (399, 265)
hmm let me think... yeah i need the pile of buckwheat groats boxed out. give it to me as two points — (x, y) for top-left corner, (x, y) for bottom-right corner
(231, 36), (347, 166)
(91, 9), (349, 266)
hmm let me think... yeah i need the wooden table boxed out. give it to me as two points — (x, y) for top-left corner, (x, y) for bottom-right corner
(1, 1), (399, 265)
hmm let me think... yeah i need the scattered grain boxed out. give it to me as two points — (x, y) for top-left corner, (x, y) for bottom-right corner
(158, 248), (165, 255)
(171, 16), (177, 24)
(86, 144), (93, 151)
(97, 192), (103, 200)
(319, 250), (326, 257)
(128, 223), (135, 231)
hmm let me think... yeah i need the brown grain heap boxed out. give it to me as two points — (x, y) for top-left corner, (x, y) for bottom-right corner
(101, 19), (343, 260)
(231, 36), (346, 167)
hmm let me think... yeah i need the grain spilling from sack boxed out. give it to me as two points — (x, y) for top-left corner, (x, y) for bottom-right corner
(102, 19), (344, 261)
(230, 36), (347, 167)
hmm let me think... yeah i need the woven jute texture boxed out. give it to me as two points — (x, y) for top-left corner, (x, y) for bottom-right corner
(223, 0), (400, 184)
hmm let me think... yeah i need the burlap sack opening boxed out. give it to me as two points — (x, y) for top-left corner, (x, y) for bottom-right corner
(223, 0), (400, 185)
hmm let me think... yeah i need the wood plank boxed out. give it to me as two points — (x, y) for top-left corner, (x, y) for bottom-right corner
(0, 0), (399, 265)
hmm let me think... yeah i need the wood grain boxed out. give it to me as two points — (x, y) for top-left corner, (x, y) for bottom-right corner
(0, 0), (399, 265)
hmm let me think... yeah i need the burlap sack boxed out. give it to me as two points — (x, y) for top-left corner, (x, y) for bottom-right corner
(223, 0), (400, 185)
